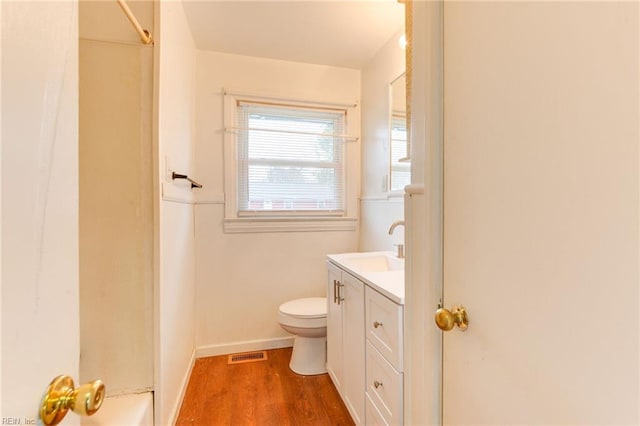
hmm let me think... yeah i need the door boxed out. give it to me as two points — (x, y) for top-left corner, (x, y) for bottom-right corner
(326, 262), (344, 391)
(441, 2), (638, 424)
(2, 1), (81, 423)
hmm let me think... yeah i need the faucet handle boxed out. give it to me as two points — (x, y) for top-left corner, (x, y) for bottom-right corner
(394, 244), (404, 259)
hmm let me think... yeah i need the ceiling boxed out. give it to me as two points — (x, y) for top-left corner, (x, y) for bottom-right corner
(181, 1), (405, 70)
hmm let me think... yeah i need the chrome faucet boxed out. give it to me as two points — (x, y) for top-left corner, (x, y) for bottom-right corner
(388, 220), (405, 259)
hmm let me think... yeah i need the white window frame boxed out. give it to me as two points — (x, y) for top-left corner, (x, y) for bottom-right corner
(223, 91), (359, 233)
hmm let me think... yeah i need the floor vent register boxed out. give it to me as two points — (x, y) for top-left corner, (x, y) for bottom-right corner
(227, 351), (268, 365)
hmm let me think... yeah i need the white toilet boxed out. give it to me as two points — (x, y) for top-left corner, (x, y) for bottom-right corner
(277, 297), (327, 375)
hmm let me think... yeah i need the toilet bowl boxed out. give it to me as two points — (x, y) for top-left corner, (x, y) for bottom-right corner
(278, 297), (327, 375)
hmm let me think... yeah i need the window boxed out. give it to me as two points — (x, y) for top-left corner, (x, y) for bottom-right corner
(224, 92), (358, 233)
(237, 102), (345, 215)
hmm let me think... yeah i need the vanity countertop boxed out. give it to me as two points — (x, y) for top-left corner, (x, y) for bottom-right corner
(327, 251), (405, 304)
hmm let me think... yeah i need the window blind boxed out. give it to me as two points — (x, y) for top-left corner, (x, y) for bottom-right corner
(236, 101), (346, 215)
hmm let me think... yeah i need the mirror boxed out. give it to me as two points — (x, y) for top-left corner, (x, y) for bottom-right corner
(389, 73), (410, 192)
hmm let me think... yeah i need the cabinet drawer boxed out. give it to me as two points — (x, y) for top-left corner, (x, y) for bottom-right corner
(365, 286), (404, 371)
(366, 341), (403, 425)
(366, 392), (389, 426)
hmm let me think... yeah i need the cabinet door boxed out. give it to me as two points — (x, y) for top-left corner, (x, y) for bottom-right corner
(366, 393), (389, 426)
(326, 261), (344, 391)
(342, 271), (366, 424)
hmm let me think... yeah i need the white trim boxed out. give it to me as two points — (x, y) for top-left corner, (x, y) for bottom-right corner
(223, 93), (238, 219)
(223, 87), (358, 109)
(360, 195), (388, 201)
(194, 188), (225, 205)
(361, 193), (405, 202)
(196, 336), (295, 359)
(162, 181), (195, 204)
(224, 217), (357, 233)
(169, 348), (196, 426)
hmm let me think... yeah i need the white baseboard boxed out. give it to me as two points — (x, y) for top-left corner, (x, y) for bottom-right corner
(170, 348), (196, 426)
(196, 337), (295, 359)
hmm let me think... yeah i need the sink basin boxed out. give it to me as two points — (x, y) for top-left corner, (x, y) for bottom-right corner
(327, 251), (405, 304)
(340, 253), (404, 272)
(328, 251), (404, 273)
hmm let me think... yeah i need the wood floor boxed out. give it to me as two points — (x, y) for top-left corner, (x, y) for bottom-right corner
(175, 348), (355, 426)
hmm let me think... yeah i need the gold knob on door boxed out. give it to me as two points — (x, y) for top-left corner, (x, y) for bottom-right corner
(39, 375), (105, 425)
(435, 305), (469, 331)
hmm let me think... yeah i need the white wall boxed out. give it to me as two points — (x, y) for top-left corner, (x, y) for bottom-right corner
(2, 1), (80, 420)
(156, 2), (197, 424)
(360, 31), (406, 251)
(78, 0), (154, 396)
(194, 51), (360, 354)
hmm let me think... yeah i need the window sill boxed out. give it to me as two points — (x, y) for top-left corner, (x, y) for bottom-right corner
(223, 217), (358, 233)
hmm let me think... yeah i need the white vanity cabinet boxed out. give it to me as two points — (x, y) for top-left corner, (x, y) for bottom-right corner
(326, 261), (366, 425)
(327, 252), (405, 425)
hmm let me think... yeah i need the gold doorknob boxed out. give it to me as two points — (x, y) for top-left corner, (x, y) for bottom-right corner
(39, 375), (105, 426)
(435, 305), (469, 331)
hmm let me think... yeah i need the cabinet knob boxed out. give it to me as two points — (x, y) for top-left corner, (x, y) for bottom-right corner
(373, 321), (383, 328)
(374, 380), (383, 389)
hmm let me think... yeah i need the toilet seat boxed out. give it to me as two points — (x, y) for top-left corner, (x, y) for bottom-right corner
(278, 297), (326, 319)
